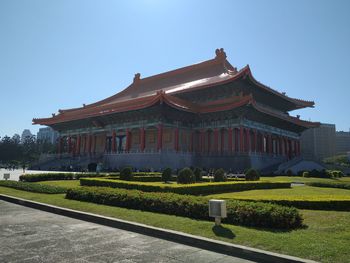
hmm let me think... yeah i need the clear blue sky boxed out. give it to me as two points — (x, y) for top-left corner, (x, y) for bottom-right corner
(0, 0), (349, 138)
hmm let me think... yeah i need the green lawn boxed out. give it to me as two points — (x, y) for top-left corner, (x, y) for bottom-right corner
(38, 180), (81, 189)
(261, 176), (350, 183)
(1, 186), (350, 263)
(208, 186), (350, 201)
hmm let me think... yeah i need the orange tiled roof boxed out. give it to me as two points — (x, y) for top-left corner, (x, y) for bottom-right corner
(33, 48), (316, 126)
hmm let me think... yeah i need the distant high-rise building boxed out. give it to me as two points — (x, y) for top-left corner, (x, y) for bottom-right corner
(37, 127), (59, 144)
(21, 129), (33, 143)
(300, 123), (336, 161)
(336, 131), (350, 154)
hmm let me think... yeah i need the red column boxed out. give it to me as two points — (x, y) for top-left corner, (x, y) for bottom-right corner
(268, 134), (272, 155)
(83, 136), (86, 154)
(246, 128), (250, 152)
(77, 135), (81, 155)
(112, 130), (116, 153)
(157, 124), (163, 151)
(278, 137), (282, 155)
(126, 129), (130, 152)
(174, 127), (179, 152)
(73, 137), (77, 156)
(57, 137), (62, 154)
(92, 135), (96, 154)
(297, 140), (301, 156)
(200, 130), (205, 154)
(140, 128), (145, 152)
(213, 128), (219, 153)
(207, 131), (211, 154)
(220, 129), (225, 154)
(103, 134), (107, 153)
(228, 128), (233, 154)
(239, 126), (244, 152)
(253, 129), (257, 152)
(67, 136), (72, 154)
(190, 131), (194, 152)
(87, 135), (91, 155)
(235, 128), (239, 152)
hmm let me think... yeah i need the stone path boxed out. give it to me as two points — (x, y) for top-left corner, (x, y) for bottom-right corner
(0, 169), (70, 181)
(0, 201), (255, 263)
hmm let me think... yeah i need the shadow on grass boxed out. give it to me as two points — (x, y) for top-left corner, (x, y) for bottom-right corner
(212, 225), (235, 239)
(243, 223), (309, 233)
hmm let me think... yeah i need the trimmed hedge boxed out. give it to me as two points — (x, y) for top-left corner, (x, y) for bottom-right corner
(0, 180), (67, 194)
(177, 168), (195, 184)
(214, 168), (226, 182)
(19, 173), (108, 182)
(235, 198), (350, 211)
(120, 167), (133, 181)
(306, 181), (350, 190)
(80, 178), (291, 195)
(162, 168), (172, 183)
(245, 168), (260, 181)
(66, 186), (303, 229)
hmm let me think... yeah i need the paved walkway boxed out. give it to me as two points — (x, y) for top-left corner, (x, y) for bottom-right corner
(0, 201), (254, 263)
(0, 169), (70, 181)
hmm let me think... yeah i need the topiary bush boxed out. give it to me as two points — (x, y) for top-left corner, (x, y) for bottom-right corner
(302, 171), (310, 177)
(177, 167), (195, 184)
(162, 168), (172, 183)
(120, 167), (133, 181)
(245, 168), (260, 181)
(214, 168), (226, 182)
(193, 167), (202, 182)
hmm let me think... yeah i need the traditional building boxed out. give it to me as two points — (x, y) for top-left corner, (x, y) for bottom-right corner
(33, 49), (319, 171)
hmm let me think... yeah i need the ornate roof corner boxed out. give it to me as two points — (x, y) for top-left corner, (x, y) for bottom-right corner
(133, 73), (141, 85)
(215, 48), (227, 61)
(52, 113), (56, 117)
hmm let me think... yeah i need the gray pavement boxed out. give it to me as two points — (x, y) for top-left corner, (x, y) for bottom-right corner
(0, 169), (74, 181)
(0, 201), (254, 263)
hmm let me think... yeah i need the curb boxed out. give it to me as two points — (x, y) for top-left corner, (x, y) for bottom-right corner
(0, 194), (318, 263)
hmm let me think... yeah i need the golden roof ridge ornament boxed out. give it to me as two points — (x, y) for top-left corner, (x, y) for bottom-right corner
(215, 48), (226, 61)
(133, 73), (141, 85)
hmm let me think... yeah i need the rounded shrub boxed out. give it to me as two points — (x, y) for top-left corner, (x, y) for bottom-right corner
(177, 167), (195, 184)
(302, 171), (310, 177)
(214, 168), (226, 182)
(193, 167), (202, 182)
(162, 167), (172, 183)
(245, 168), (260, 181)
(120, 167), (133, 181)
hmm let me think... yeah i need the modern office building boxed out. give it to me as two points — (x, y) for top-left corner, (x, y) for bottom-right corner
(21, 129), (33, 143)
(37, 127), (59, 144)
(336, 131), (350, 154)
(300, 123), (336, 160)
